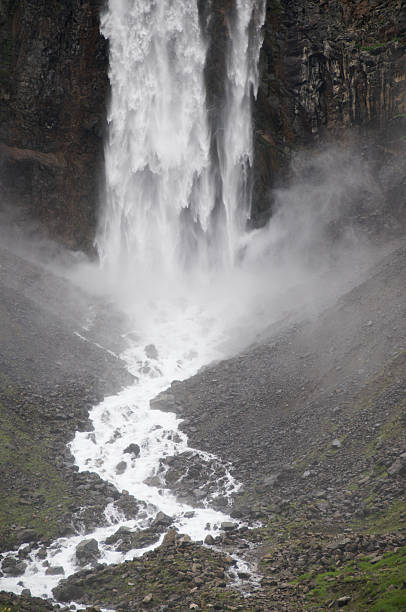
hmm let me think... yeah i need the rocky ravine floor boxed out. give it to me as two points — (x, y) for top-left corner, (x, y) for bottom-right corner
(0, 242), (405, 611)
(0, 245), (138, 554)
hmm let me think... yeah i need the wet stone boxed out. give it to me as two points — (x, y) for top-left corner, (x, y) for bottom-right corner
(123, 443), (140, 458)
(114, 495), (140, 520)
(204, 534), (215, 545)
(105, 527), (160, 552)
(152, 511), (173, 529)
(145, 344), (159, 360)
(2, 557), (27, 576)
(115, 461), (127, 475)
(221, 521), (235, 531)
(76, 538), (100, 566)
(53, 582), (84, 603)
(46, 565), (65, 575)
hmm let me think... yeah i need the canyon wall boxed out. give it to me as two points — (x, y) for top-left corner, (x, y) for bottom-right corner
(0, 0), (108, 249)
(0, 0), (405, 248)
(253, 0), (406, 224)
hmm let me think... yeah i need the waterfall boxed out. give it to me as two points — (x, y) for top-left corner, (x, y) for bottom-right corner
(97, 0), (266, 280)
(218, 0), (266, 264)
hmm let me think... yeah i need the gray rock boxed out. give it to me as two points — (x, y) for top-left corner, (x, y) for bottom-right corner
(237, 571), (250, 580)
(178, 534), (192, 546)
(123, 443), (140, 458)
(105, 526), (160, 552)
(114, 495), (139, 520)
(46, 565), (65, 575)
(193, 489), (206, 500)
(337, 595), (351, 607)
(18, 543), (31, 557)
(75, 538), (99, 566)
(2, 557), (27, 576)
(221, 521), (235, 531)
(53, 582), (84, 603)
(263, 473), (283, 487)
(150, 392), (176, 412)
(332, 438), (342, 448)
(145, 344), (159, 360)
(144, 475), (161, 487)
(388, 458), (406, 476)
(115, 460), (127, 475)
(152, 511), (173, 528)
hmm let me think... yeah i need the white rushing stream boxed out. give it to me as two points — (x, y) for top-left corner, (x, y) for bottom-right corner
(0, 0), (266, 604)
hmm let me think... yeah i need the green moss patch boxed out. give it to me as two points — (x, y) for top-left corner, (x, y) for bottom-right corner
(298, 546), (406, 611)
(0, 396), (75, 550)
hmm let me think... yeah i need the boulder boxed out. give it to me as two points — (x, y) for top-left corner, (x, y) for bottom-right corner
(114, 495), (139, 519)
(221, 521), (235, 531)
(337, 595), (351, 607)
(115, 461), (127, 475)
(263, 473), (283, 487)
(145, 344), (159, 359)
(388, 458), (406, 476)
(123, 443), (140, 458)
(106, 526), (160, 552)
(150, 392), (176, 412)
(53, 582), (84, 603)
(152, 511), (173, 529)
(144, 475), (161, 487)
(75, 538), (100, 566)
(2, 557), (27, 576)
(45, 566), (65, 575)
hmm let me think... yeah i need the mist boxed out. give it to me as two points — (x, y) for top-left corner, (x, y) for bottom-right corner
(50, 143), (388, 366)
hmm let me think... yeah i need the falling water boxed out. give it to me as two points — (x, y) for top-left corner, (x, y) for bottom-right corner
(218, 0), (266, 264)
(97, 0), (266, 277)
(97, 1), (214, 279)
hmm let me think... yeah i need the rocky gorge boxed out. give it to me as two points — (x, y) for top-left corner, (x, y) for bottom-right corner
(0, 1), (405, 611)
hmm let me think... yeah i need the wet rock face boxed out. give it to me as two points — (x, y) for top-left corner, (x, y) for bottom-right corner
(76, 538), (100, 566)
(1, 556), (27, 576)
(0, 0), (108, 250)
(252, 0), (406, 223)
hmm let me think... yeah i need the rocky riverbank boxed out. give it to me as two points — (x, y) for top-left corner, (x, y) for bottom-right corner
(0, 244), (136, 554)
(0, 240), (405, 611)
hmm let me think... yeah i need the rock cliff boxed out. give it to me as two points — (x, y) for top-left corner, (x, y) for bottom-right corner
(0, 0), (405, 247)
(253, 0), (406, 224)
(0, 0), (108, 249)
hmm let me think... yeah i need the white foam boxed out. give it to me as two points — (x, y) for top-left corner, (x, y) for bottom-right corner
(0, 300), (242, 600)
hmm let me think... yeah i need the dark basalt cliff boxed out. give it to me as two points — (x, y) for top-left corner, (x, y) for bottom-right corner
(253, 0), (406, 224)
(0, 0), (405, 248)
(0, 0), (108, 250)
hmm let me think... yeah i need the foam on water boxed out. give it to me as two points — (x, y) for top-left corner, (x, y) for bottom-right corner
(0, 299), (243, 599)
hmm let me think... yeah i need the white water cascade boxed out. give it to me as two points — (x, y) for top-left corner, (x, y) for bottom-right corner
(97, 0), (215, 279)
(0, 0), (266, 604)
(219, 0), (266, 264)
(97, 0), (266, 278)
